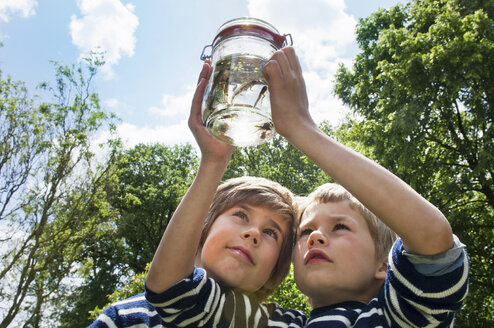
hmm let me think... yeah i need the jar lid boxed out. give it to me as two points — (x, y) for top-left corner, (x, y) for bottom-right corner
(213, 17), (287, 48)
(200, 17), (292, 60)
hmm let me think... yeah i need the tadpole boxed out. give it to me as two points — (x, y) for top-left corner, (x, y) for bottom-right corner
(253, 85), (268, 108)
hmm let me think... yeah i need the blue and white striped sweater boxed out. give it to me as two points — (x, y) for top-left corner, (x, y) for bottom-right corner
(89, 293), (163, 328)
(305, 238), (469, 327)
(89, 237), (468, 327)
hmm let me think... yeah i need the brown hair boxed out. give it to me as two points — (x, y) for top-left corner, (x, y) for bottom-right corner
(298, 183), (396, 261)
(198, 176), (297, 302)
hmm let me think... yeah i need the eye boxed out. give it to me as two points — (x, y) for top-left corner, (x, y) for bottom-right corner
(299, 228), (313, 237)
(333, 223), (349, 231)
(263, 228), (278, 240)
(233, 210), (248, 220)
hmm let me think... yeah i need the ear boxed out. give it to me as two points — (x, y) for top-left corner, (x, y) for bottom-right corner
(374, 258), (388, 280)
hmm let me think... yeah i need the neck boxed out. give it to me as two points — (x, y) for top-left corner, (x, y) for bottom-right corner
(309, 288), (379, 309)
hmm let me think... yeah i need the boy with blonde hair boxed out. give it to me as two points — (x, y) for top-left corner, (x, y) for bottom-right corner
(262, 46), (469, 326)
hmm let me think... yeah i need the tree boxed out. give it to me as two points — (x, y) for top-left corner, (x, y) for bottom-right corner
(0, 55), (120, 327)
(226, 133), (331, 196)
(114, 143), (198, 273)
(61, 143), (198, 327)
(88, 266), (149, 321)
(333, 0), (493, 325)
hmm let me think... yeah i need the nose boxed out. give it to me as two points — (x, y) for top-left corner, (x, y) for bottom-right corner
(242, 228), (260, 246)
(307, 230), (327, 248)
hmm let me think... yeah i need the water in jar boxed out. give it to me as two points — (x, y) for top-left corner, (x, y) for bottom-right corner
(202, 53), (275, 147)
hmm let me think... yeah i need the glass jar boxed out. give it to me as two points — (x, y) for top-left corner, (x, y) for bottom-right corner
(200, 17), (292, 147)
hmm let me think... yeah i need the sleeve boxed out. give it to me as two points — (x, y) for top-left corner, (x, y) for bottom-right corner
(87, 293), (162, 328)
(383, 237), (469, 327)
(87, 305), (118, 328)
(402, 234), (466, 276)
(145, 266), (281, 328)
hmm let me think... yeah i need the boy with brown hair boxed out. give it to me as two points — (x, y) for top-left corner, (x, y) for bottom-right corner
(90, 176), (303, 328)
(142, 61), (306, 327)
(263, 46), (469, 326)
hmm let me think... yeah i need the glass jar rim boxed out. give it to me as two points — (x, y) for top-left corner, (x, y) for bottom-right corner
(211, 17), (286, 49)
(217, 17), (280, 34)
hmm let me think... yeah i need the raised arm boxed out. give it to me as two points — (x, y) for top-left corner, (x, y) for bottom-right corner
(263, 47), (453, 256)
(146, 61), (234, 293)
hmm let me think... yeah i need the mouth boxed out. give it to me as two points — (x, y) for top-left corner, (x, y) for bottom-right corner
(304, 249), (332, 265)
(228, 246), (254, 265)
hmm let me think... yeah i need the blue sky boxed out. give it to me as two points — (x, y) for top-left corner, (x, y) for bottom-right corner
(0, 0), (403, 148)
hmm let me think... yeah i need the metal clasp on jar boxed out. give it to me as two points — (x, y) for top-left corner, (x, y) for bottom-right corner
(283, 33), (293, 47)
(200, 45), (212, 60)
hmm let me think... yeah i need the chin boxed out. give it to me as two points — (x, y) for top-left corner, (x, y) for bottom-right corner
(295, 272), (332, 294)
(214, 272), (247, 289)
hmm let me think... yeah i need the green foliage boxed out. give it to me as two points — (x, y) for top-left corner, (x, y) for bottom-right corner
(226, 134), (331, 196)
(60, 143), (198, 327)
(57, 220), (128, 328)
(114, 143), (198, 273)
(89, 265), (149, 321)
(268, 265), (311, 316)
(0, 53), (121, 327)
(333, 0), (494, 325)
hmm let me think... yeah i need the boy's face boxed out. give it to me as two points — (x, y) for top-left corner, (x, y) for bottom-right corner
(293, 201), (386, 308)
(197, 203), (289, 293)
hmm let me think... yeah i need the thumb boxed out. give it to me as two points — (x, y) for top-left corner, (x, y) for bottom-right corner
(190, 78), (207, 117)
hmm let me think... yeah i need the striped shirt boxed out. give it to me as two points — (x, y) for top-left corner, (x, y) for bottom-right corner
(146, 238), (467, 328)
(90, 237), (468, 327)
(145, 270), (306, 328)
(305, 238), (469, 327)
(88, 293), (163, 328)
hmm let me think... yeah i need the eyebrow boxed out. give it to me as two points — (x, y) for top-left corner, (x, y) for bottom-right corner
(301, 214), (354, 226)
(269, 218), (284, 235)
(334, 216), (352, 223)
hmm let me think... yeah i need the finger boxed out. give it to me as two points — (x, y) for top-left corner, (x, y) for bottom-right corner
(192, 78), (207, 110)
(206, 59), (212, 78)
(189, 77), (208, 132)
(192, 61), (211, 114)
(262, 59), (282, 84)
(197, 61), (211, 85)
(283, 47), (302, 75)
(272, 48), (292, 76)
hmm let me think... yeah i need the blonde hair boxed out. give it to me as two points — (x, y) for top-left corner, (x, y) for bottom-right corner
(298, 183), (396, 261)
(198, 176), (297, 302)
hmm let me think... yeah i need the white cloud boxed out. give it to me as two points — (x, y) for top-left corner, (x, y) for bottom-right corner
(115, 81), (199, 147)
(0, 0), (37, 22)
(116, 121), (195, 149)
(69, 0), (139, 79)
(116, 0), (360, 147)
(148, 85), (194, 118)
(247, 0), (357, 125)
(304, 70), (348, 126)
(103, 97), (120, 109)
(101, 94), (196, 148)
(103, 97), (134, 115)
